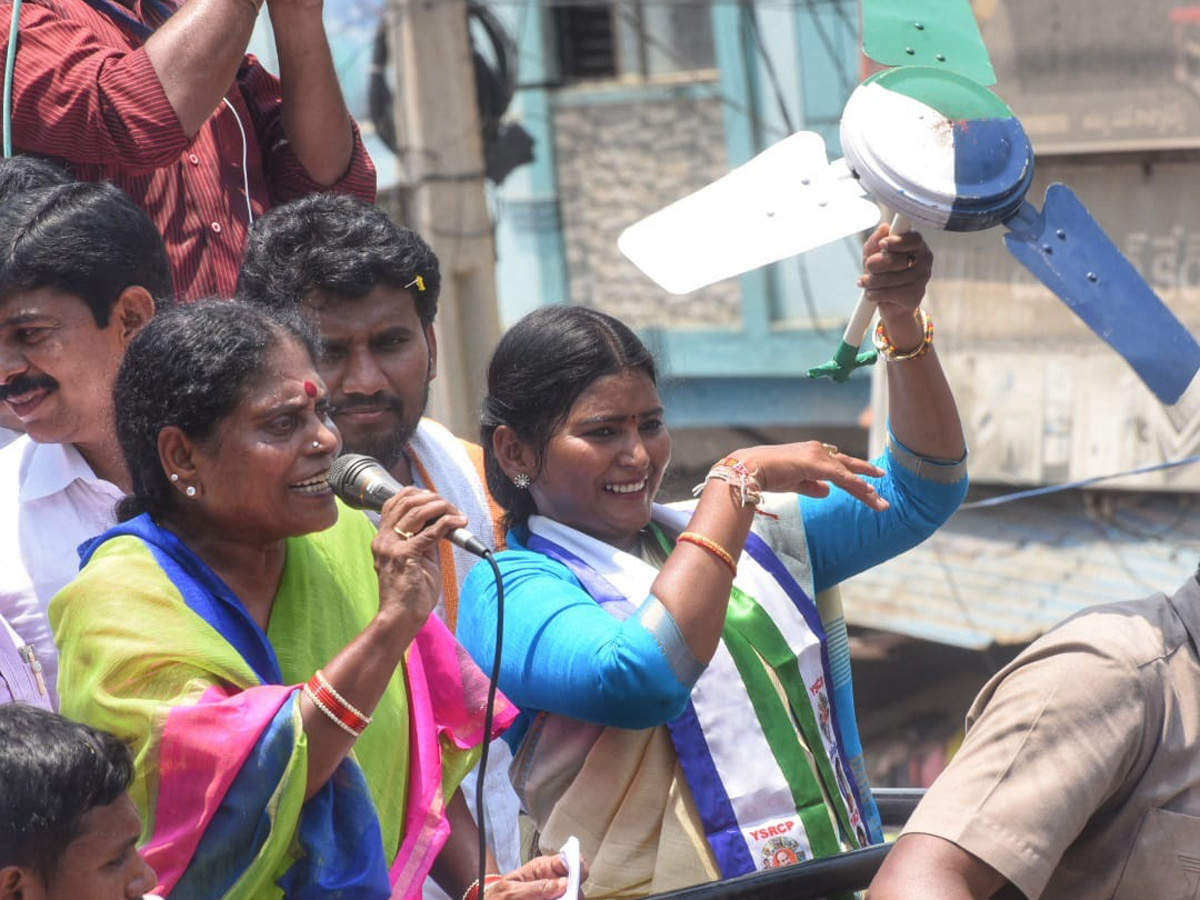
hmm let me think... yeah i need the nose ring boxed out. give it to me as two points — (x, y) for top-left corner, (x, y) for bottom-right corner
(312, 441), (321, 449)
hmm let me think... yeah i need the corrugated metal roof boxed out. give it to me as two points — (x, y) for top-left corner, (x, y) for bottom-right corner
(840, 490), (1200, 649)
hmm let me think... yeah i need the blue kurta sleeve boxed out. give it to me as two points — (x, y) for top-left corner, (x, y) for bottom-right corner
(802, 432), (968, 593)
(459, 540), (699, 731)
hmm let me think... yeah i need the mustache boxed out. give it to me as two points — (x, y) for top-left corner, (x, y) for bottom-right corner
(0, 373), (58, 403)
(329, 393), (404, 416)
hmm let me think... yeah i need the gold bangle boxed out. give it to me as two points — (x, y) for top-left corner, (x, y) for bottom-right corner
(874, 308), (934, 361)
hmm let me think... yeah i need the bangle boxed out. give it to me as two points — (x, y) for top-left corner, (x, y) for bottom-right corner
(874, 307), (934, 361)
(303, 683), (362, 737)
(462, 874), (504, 900)
(314, 670), (372, 725)
(303, 671), (372, 738)
(677, 531), (738, 577)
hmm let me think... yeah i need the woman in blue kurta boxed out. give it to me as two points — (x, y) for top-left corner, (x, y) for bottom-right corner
(459, 224), (968, 898)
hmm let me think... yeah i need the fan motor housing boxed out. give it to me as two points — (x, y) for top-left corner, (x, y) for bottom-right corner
(841, 66), (1035, 232)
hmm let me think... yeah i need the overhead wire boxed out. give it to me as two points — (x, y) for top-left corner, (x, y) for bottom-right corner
(930, 455), (1200, 657)
(959, 454), (1200, 510)
(799, 0), (855, 98)
(742, 2), (837, 332)
(742, 3), (794, 132)
(609, 1), (788, 144)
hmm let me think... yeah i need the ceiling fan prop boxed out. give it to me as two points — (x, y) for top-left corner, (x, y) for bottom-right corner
(618, 0), (1199, 406)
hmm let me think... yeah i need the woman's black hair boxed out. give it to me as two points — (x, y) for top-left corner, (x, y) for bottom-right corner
(115, 300), (317, 522)
(481, 305), (657, 528)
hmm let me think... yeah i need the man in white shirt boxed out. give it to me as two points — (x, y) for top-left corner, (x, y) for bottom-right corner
(237, 194), (520, 876)
(0, 181), (169, 708)
(0, 155), (72, 451)
(0, 610), (51, 708)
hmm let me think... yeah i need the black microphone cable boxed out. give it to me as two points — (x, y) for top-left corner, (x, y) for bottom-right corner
(328, 451), (506, 890)
(475, 549), (505, 896)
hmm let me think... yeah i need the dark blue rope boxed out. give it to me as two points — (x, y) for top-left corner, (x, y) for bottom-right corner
(959, 454), (1200, 510)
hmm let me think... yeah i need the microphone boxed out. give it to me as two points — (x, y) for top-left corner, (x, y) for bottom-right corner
(327, 453), (490, 557)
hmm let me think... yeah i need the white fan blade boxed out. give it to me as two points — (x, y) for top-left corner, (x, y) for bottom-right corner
(618, 131), (882, 295)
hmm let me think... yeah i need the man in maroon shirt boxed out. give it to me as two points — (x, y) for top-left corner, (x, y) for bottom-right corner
(0, 0), (376, 301)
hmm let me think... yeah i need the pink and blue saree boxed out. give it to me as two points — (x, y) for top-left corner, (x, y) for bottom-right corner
(50, 503), (515, 900)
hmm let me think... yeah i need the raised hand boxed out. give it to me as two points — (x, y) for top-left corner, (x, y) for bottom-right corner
(858, 223), (933, 318)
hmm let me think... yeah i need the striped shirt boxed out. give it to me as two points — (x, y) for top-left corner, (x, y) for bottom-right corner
(1, 0), (376, 300)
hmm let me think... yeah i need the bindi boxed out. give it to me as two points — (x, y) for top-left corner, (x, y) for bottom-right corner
(304, 380), (318, 398)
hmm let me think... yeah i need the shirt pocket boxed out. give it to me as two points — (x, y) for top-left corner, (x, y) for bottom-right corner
(1113, 807), (1200, 900)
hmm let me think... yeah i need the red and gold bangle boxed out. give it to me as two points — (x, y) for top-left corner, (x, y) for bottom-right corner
(303, 671), (372, 737)
(677, 531), (738, 577)
(874, 307), (934, 361)
(462, 874), (504, 900)
(314, 670), (372, 725)
(303, 683), (362, 737)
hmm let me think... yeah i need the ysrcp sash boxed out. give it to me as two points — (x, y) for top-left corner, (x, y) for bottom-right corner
(526, 506), (868, 883)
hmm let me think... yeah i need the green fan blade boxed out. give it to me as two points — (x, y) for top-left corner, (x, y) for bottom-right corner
(862, 0), (996, 86)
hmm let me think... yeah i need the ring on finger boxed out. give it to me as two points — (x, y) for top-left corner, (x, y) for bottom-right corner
(393, 526), (415, 540)
(821, 442), (839, 457)
(905, 251), (917, 270)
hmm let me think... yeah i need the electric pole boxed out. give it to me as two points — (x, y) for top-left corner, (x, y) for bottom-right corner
(389, 0), (502, 439)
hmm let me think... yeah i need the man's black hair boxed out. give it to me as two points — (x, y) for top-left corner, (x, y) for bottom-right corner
(0, 704), (134, 885)
(0, 155), (71, 203)
(0, 181), (173, 326)
(237, 193), (440, 327)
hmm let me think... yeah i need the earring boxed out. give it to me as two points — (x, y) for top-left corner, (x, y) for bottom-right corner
(186, 485), (197, 498)
(169, 473), (179, 483)
(512, 473), (531, 489)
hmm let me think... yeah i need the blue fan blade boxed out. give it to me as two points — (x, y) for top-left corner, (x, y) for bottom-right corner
(1004, 185), (1200, 405)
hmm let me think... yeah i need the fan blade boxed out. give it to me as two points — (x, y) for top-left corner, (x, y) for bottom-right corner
(862, 0), (996, 86)
(1004, 185), (1200, 406)
(618, 132), (881, 295)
